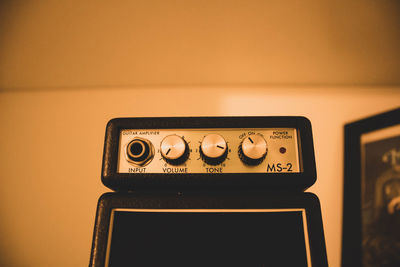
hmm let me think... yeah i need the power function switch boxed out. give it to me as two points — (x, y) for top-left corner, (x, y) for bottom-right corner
(238, 134), (268, 165)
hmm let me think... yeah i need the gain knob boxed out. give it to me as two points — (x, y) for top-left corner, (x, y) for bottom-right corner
(200, 134), (228, 165)
(160, 135), (189, 165)
(238, 134), (267, 165)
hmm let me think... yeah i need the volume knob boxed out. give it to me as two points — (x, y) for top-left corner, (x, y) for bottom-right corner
(160, 135), (189, 165)
(238, 134), (267, 165)
(200, 134), (228, 165)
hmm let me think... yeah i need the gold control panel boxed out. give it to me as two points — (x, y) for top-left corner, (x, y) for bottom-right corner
(117, 128), (301, 174)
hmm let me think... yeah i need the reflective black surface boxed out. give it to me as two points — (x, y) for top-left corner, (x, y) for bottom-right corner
(108, 210), (308, 267)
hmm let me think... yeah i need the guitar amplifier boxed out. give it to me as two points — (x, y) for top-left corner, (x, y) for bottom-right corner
(91, 116), (327, 267)
(101, 116), (316, 191)
(89, 192), (327, 267)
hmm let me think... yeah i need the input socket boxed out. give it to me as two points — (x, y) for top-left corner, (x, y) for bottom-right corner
(125, 137), (154, 167)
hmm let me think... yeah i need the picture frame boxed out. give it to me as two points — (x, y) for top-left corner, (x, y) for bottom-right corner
(342, 107), (400, 267)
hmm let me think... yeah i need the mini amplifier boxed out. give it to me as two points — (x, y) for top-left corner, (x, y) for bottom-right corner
(89, 192), (328, 267)
(101, 116), (316, 191)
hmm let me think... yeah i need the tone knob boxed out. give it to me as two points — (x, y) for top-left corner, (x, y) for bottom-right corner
(200, 134), (228, 165)
(160, 135), (189, 165)
(238, 134), (268, 165)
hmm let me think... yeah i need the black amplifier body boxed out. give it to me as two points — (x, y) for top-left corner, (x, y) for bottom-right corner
(89, 192), (328, 267)
(102, 116), (316, 191)
(91, 116), (327, 267)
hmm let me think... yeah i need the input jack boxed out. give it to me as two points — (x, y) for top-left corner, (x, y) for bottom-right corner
(125, 137), (154, 167)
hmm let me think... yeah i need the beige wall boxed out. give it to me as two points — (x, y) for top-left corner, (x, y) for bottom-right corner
(1, 1), (400, 266)
(1, 0), (400, 89)
(0, 87), (399, 266)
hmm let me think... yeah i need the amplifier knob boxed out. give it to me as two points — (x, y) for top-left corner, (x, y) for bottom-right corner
(200, 134), (228, 165)
(160, 135), (189, 165)
(238, 134), (268, 165)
